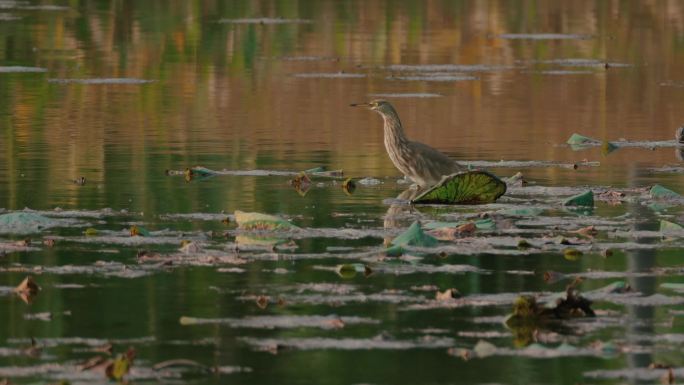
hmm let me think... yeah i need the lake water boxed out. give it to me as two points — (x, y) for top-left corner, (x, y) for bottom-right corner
(1, 1), (684, 384)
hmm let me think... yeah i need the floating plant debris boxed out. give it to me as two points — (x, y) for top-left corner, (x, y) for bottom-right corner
(218, 18), (312, 24)
(48, 78), (154, 84)
(498, 33), (592, 40)
(179, 315), (379, 329)
(0, 66), (47, 73)
(240, 335), (455, 351)
(387, 74), (478, 82)
(386, 64), (514, 72)
(368, 93), (442, 98)
(234, 211), (299, 231)
(293, 72), (366, 79)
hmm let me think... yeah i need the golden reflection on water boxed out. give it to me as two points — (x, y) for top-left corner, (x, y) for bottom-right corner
(1, 0), (684, 210)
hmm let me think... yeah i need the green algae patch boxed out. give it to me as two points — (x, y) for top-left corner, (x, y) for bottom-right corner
(412, 171), (506, 205)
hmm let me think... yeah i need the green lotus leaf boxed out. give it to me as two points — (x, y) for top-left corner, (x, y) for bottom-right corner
(563, 191), (594, 207)
(412, 171), (506, 205)
(234, 211), (299, 231)
(650, 184), (682, 200)
(390, 221), (438, 248)
(566, 133), (600, 145)
(660, 219), (683, 232)
(0, 212), (58, 234)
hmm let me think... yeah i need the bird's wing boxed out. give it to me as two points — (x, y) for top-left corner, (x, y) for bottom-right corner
(407, 141), (465, 174)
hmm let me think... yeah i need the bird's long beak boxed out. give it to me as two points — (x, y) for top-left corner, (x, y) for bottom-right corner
(350, 102), (371, 107)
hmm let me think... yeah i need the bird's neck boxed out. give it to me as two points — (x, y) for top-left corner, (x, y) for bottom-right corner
(381, 110), (409, 149)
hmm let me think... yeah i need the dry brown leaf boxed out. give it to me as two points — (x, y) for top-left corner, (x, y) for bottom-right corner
(256, 295), (269, 309)
(662, 368), (675, 385)
(15, 276), (40, 303)
(574, 225), (598, 237)
(429, 223), (476, 240)
(14, 239), (30, 247)
(326, 318), (345, 329)
(435, 288), (460, 301)
(447, 347), (471, 361)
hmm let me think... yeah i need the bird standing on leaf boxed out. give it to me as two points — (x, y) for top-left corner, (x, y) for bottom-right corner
(351, 99), (465, 189)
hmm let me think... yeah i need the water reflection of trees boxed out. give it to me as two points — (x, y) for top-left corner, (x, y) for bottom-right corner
(1, 0), (684, 210)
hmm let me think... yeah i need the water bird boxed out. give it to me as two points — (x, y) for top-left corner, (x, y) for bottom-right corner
(350, 100), (465, 188)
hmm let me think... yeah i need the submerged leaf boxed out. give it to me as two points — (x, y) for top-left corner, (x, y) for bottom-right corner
(563, 191), (594, 207)
(391, 221), (438, 248)
(497, 207), (543, 217)
(305, 166), (344, 177)
(412, 171), (506, 205)
(235, 235), (293, 249)
(234, 211), (299, 231)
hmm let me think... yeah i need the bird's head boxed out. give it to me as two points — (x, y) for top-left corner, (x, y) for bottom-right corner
(350, 99), (395, 115)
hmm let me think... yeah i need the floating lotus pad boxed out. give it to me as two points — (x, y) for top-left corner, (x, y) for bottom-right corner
(650, 184), (682, 200)
(563, 191), (594, 207)
(412, 171), (506, 205)
(0, 212), (60, 234)
(390, 221), (439, 248)
(385, 221), (439, 256)
(659, 220), (683, 232)
(234, 211), (299, 231)
(567, 133), (602, 150)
